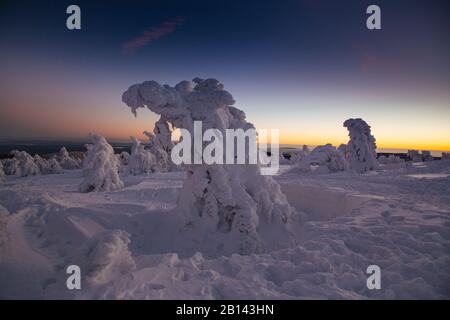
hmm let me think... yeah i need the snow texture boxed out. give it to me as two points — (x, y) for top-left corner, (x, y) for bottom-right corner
(122, 78), (296, 255)
(343, 118), (378, 173)
(78, 133), (124, 193)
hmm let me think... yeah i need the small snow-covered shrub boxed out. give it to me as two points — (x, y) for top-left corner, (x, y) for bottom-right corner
(34, 155), (63, 174)
(79, 134), (124, 193)
(8, 150), (40, 177)
(58, 147), (80, 169)
(343, 118), (377, 173)
(127, 136), (156, 175)
(78, 230), (135, 285)
(299, 144), (348, 172)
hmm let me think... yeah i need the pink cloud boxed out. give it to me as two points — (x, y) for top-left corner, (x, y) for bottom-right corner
(122, 17), (185, 54)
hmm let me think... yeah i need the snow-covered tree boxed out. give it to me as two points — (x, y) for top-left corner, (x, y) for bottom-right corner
(7, 150), (40, 177)
(299, 144), (348, 172)
(117, 151), (130, 166)
(343, 118), (378, 173)
(34, 155), (63, 174)
(127, 136), (156, 175)
(58, 147), (80, 169)
(79, 134), (124, 193)
(122, 78), (296, 255)
(143, 130), (169, 171)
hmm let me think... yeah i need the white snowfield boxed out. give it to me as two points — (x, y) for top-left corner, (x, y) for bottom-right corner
(0, 159), (449, 299)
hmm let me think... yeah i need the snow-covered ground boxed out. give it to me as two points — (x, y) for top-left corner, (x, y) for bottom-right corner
(0, 160), (449, 299)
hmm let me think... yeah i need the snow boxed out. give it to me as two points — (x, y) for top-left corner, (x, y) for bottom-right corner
(78, 133), (124, 193)
(0, 158), (449, 299)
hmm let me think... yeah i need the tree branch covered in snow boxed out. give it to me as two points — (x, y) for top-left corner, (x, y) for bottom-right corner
(79, 134), (124, 193)
(122, 78), (296, 255)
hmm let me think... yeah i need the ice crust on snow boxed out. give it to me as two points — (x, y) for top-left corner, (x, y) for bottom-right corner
(122, 78), (297, 255)
(79, 133), (124, 192)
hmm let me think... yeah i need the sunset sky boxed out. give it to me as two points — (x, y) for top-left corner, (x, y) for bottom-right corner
(0, 0), (449, 151)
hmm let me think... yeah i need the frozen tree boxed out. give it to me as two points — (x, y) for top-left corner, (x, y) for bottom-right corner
(117, 151), (130, 166)
(407, 150), (422, 162)
(79, 134), (124, 193)
(0, 161), (6, 182)
(285, 145), (310, 165)
(421, 151), (433, 162)
(122, 78), (296, 255)
(442, 152), (450, 160)
(34, 155), (63, 174)
(8, 150), (40, 177)
(299, 144), (348, 172)
(143, 130), (170, 171)
(58, 147), (80, 169)
(127, 136), (156, 175)
(343, 118), (378, 173)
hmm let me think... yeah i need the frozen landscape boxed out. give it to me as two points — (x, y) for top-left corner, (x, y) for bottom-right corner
(0, 79), (449, 300)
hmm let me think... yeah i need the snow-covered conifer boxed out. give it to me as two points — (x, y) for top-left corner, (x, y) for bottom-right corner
(79, 134), (124, 193)
(343, 118), (377, 173)
(122, 78), (296, 255)
(127, 136), (156, 175)
(58, 147), (80, 169)
(8, 150), (40, 177)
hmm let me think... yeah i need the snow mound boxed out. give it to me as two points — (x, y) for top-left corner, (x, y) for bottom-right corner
(79, 133), (124, 192)
(77, 230), (136, 286)
(297, 144), (348, 173)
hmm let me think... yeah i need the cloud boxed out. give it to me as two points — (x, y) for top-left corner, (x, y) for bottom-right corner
(122, 17), (185, 54)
